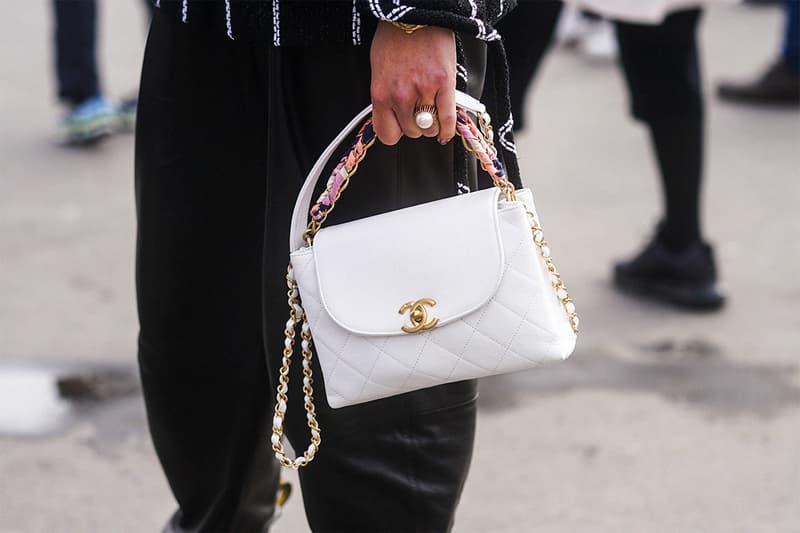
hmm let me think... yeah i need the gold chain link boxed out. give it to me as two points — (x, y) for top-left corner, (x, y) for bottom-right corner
(303, 136), (375, 246)
(528, 212), (580, 334)
(303, 173), (351, 246)
(467, 112), (517, 202)
(270, 264), (322, 469)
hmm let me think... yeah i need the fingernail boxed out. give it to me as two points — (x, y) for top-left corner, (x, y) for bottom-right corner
(438, 137), (449, 145)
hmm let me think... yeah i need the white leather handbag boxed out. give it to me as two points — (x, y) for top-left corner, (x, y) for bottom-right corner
(271, 91), (578, 468)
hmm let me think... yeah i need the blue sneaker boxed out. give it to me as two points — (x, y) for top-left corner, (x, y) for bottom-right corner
(115, 97), (138, 133)
(61, 95), (117, 145)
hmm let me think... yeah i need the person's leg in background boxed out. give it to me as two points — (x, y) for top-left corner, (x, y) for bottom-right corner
(52, 0), (117, 144)
(54, 0), (99, 104)
(613, 9), (725, 310)
(783, 0), (800, 71)
(496, 1), (564, 132)
(558, 7), (619, 61)
(135, 9), (280, 532)
(717, 0), (800, 105)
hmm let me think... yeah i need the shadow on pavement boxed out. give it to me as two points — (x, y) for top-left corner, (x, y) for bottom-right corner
(479, 339), (800, 418)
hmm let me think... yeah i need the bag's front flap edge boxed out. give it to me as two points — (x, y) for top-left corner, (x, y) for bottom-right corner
(311, 188), (506, 336)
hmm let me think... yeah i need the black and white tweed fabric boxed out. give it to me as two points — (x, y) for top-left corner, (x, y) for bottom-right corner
(154, 0), (521, 187)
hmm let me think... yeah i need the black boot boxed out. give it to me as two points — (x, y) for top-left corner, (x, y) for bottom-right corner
(613, 233), (725, 310)
(717, 61), (800, 106)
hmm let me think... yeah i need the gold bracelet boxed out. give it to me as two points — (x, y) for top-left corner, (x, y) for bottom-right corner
(390, 22), (428, 34)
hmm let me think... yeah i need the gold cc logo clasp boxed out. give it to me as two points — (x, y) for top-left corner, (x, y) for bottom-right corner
(399, 298), (439, 334)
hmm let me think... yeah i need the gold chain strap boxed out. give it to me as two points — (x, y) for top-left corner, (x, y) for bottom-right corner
(303, 132), (376, 246)
(527, 212), (580, 334)
(467, 110), (579, 335)
(270, 264), (322, 469)
(302, 162), (355, 247)
(460, 111), (517, 202)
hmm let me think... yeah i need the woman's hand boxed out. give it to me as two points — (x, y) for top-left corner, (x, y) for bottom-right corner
(370, 22), (456, 146)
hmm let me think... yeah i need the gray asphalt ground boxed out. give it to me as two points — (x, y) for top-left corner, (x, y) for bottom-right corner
(1, 2), (799, 532)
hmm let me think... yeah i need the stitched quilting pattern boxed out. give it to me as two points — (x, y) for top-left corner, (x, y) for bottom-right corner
(290, 203), (576, 408)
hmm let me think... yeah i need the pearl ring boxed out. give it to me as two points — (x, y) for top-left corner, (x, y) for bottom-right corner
(414, 105), (437, 130)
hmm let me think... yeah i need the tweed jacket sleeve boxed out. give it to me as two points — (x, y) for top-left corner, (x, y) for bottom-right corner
(153, 0), (521, 186)
(359, 0), (516, 43)
(155, 1), (514, 46)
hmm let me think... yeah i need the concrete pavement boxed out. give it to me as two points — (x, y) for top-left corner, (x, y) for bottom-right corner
(1, 2), (798, 532)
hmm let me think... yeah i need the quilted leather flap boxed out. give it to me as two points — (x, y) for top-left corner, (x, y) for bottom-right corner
(311, 188), (506, 336)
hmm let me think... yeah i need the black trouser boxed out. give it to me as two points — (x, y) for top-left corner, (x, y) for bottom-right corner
(136, 9), (486, 532)
(500, 4), (705, 249)
(783, 0), (800, 71)
(500, 2), (703, 124)
(53, 0), (154, 104)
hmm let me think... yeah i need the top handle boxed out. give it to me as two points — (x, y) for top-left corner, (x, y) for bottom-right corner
(288, 91), (511, 251)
